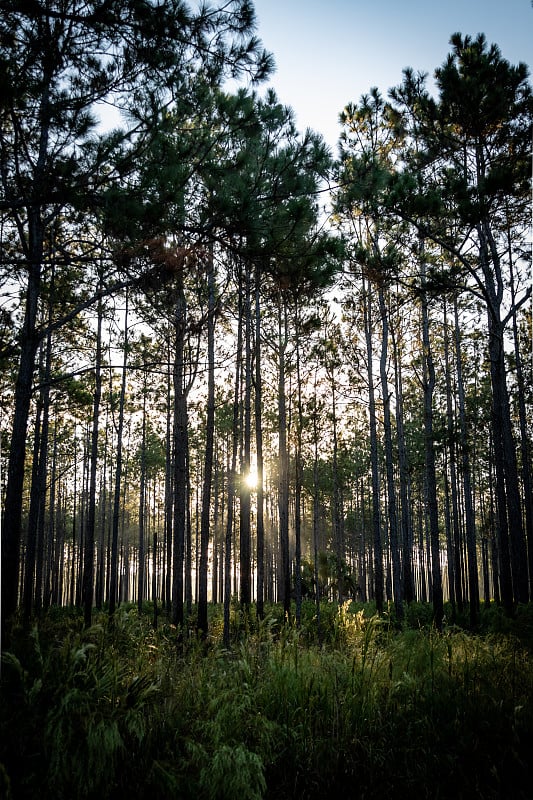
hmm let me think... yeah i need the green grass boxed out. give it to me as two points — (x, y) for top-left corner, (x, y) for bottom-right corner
(1, 601), (532, 799)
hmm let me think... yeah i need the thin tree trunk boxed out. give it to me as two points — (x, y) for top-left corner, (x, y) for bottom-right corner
(198, 254), (216, 634)
(453, 297), (479, 624)
(223, 298), (243, 648)
(163, 334), (173, 613)
(239, 262), (252, 609)
(294, 301), (304, 626)
(45, 419), (59, 609)
(172, 271), (187, 630)
(390, 314), (414, 604)
(508, 247), (533, 597)
(420, 246), (443, 629)
(2, 210), (45, 639)
(95, 407), (109, 610)
(34, 359), (53, 616)
(312, 375), (322, 643)
(22, 345), (45, 623)
(152, 478), (159, 628)
(277, 296), (291, 616)
(109, 291), (129, 619)
(137, 371), (147, 616)
(331, 374), (344, 605)
(83, 291), (103, 627)
(363, 277), (383, 614)
(442, 300), (461, 618)
(255, 263), (265, 620)
(378, 286), (403, 619)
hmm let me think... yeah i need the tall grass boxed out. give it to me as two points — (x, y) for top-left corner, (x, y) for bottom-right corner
(1, 601), (532, 799)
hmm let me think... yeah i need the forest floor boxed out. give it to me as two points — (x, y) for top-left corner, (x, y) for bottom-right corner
(1, 600), (532, 800)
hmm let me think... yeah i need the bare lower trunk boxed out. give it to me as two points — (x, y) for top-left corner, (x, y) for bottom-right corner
(277, 298), (291, 615)
(2, 231), (43, 636)
(378, 286), (403, 619)
(363, 277), (383, 614)
(255, 264), (265, 619)
(198, 257), (215, 634)
(420, 250), (443, 629)
(172, 275), (187, 629)
(239, 264), (252, 609)
(84, 291), (103, 627)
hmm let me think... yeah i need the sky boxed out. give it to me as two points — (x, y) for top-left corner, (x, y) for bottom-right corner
(250, 0), (532, 150)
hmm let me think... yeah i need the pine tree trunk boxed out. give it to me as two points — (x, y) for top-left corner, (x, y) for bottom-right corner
(363, 277), (383, 614)
(172, 274), (188, 628)
(137, 373), (147, 616)
(420, 250), (443, 629)
(331, 376), (344, 604)
(453, 298), (479, 624)
(239, 263), (252, 609)
(390, 316), (414, 604)
(294, 302), (304, 625)
(109, 291), (129, 619)
(509, 253), (533, 597)
(442, 301), (462, 617)
(378, 286), (403, 619)
(198, 255), (216, 634)
(23, 346), (46, 623)
(83, 291), (103, 627)
(164, 335), (173, 613)
(2, 210), (44, 638)
(45, 419), (59, 609)
(255, 264), (266, 620)
(223, 303), (243, 647)
(277, 297), (291, 615)
(95, 413), (109, 610)
(34, 364), (52, 615)
(312, 375), (322, 642)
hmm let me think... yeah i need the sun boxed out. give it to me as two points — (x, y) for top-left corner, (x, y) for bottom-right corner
(244, 469), (258, 490)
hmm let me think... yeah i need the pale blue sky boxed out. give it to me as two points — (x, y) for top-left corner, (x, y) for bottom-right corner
(251, 0), (532, 149)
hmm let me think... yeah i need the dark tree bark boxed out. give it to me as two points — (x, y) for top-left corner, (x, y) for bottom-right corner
(2, 209), (44, 637)
(378, 286), (403, 619)
(109, 291), (129, 620)
(294, 300), (304, 626)
(239, 263), (252, 609)
(331, 372), (344, 604)
(277, 296), (291, 616)
(480, 218), (528, 608)
(83, 291), (103, 628)
(223, 297), (243, 648)
(164, 334), (173, 614)
(137, 369), (147, 616)
(452, 298), (479, 624)
(390, 314), (414, 605)
(22, 342), (47, 624)
(508, 249), (533, 597)
(363, 276), (384, 614)
(420, 248), (443, 629)
(254, 263), (266, 620)
(442, 300), (462, 618)
(198, 255), (216, 635)
(172, 272), (187, 630)
(312, 376), (322, 643)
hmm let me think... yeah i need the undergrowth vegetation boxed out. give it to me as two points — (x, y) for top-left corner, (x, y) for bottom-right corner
(1, 601), (532, 799)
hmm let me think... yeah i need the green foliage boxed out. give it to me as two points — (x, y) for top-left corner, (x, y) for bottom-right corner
(1, 603), (532, 799)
